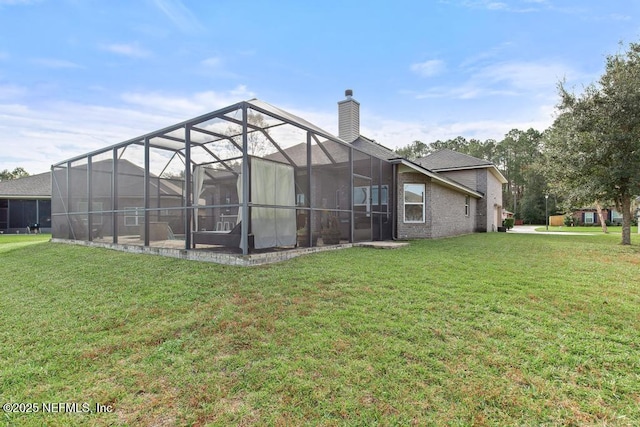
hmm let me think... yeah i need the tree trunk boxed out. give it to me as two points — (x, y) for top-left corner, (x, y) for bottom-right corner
(621, 197), (632, 245)
(594, 201), (608, 233)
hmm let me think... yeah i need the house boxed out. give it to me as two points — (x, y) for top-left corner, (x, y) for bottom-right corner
(333, 91), (506, 238)
(0, 172), (52, 233)
(571, 207), (624, 226)
(49, 91), (505, 256)
(51, 159), (184, 240)
(413, 149), (507, 233)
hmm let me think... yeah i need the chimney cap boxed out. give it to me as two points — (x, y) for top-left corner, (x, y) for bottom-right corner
(345, 89), (353, 98)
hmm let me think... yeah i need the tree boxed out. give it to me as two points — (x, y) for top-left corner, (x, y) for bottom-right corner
(497, 128), (544, 221)
(0, 167), (29, 181)
(395, 140), (429, 160)
(542, 115), (612, 233)
(544, 43), (640, 244)
(222, 111), (272, 158)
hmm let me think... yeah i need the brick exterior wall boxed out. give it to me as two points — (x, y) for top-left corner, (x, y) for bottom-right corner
(437, 168), (504, 233)
(430, 184), (476, 238)
(396, 171), (476, 239)
(483, 169), (504, 232)
(475, 169), (489, 232)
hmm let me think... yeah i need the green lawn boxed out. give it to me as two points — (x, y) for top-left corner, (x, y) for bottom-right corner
(1, 233), (639, 426)
(536, 225), (639, 234)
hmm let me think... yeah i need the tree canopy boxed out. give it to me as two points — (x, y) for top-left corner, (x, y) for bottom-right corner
(0, 167), (29, 182)
(395, 130), (551, 224)
(544, 42), (640, 244)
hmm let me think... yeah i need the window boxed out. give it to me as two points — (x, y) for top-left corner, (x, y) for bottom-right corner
(404, 183), (425, 223)
(124, 207), (144, 226)
(371, 185), (389, 206)
(611, 210), (623, 223)
(465, 196), (470, 217)
(584, 212), (595, 224)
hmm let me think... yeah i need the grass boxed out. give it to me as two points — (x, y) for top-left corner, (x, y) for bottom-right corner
(0, 232), (639, 426)
(536, 225), (639, 234)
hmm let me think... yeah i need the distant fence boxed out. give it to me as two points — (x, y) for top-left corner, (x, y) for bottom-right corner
(550, 215), (564, 226)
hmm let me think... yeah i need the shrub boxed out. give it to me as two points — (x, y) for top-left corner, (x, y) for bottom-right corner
(564, 215), (576, 227)
(502, 218), (515, 230)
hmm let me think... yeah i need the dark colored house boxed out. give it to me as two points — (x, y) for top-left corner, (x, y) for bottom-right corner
(0, 172), (52, 233)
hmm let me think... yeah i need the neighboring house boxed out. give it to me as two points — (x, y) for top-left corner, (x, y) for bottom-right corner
(571, 207), (625, 225)
(51, 159), (184, 240)
(49, 90), (506, 255)
(0, 172), (51, 233)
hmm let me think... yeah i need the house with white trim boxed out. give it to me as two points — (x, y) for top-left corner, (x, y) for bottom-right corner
(47, 90), (507, 257)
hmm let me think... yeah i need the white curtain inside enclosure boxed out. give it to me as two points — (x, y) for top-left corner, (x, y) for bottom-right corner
(250, 157), (296, 249)
(236, 172), (243, 225)
(193, 165), (206, 231)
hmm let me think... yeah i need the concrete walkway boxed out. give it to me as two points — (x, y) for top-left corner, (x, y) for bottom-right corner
(509, 225), (595, 235)
(354, 241), (409, 249)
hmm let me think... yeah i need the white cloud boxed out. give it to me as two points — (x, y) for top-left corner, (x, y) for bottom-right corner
(409, 59), (580, 101)
(0, 0), (38, 4)
(102, 43), (151, 58)
(197, 56), (241, 79)
(608, 13), (631, 21)
(460, 42), (514, 69)
(458, 0), (540, 12)
(0, 86), (259, 172)
(410, 60), (446, 77)
(475, 60), (576, 91)
(150, 0), (205, 34)
(486, 2), (508, 10)
(0, 84), (26, 99)
(121, 85), (255, 116)
(201, 57), (222, 68)
(362, 114), (552, 150)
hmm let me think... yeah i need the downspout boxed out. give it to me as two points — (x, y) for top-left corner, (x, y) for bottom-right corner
(392, 162), (398, 240)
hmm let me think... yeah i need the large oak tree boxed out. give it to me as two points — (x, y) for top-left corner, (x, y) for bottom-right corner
(545, 43), (640, 245)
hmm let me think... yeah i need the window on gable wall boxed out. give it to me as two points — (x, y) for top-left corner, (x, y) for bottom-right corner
(404, 183), (425, 223)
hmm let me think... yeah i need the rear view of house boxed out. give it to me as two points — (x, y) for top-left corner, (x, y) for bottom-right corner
(49, 90), (506, 262)
(336, 91), (507, 239)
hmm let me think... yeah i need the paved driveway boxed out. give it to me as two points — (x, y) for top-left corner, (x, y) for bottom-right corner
(509, 225), (595, 235)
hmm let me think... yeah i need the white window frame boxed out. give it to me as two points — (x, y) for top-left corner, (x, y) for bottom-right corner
(404, 183), (425, 223)
(611, 210), (623, 223)
(124, 207), (144, 226)
(465, 196), (470, 217)
(584, 212), (595, 224)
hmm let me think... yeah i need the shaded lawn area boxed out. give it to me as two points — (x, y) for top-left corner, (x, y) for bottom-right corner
(0, 233), (639, 426)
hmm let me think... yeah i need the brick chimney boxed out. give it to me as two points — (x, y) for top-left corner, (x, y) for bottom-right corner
(338, 89), (360, 143)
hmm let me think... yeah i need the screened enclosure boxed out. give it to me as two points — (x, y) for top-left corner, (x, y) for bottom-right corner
(51, 99), (393, 255)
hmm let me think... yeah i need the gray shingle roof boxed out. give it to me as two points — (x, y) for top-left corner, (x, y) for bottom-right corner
(415, 149), (493, 171)
(0, 172), (51, 198)
(350, 136), (398, 160)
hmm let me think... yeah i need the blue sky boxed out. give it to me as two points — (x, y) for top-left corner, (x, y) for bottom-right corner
(1, 0), (639, 173)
